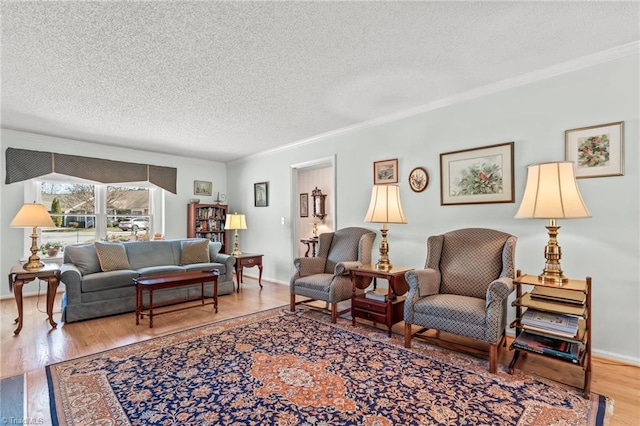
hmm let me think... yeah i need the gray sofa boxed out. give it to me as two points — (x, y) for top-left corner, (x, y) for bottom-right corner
(60, 239), (235, 323)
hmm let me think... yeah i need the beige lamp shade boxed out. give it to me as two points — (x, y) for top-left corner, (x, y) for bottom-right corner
(515, 162), (591, 219)
(364, 185), (407, 224)
(224, 213), (247, 230)
(11, 202), (55, 228)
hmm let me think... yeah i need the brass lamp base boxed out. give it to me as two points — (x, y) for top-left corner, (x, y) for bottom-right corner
(538, 219), (568, 286)
(375, 224), (393, 272)
(24, 230), (45, 270)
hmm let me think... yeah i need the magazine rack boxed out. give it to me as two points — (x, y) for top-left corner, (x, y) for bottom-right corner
(508, 272), (592, 398)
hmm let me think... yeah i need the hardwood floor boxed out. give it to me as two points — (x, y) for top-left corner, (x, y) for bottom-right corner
(1, 278), (638, 425)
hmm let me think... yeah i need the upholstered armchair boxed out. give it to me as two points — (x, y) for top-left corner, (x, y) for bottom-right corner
(404, 228), (517, 373)
(290, 227), (375, 323)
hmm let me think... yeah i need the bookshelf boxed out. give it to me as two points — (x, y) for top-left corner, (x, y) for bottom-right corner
(187, 203), (228, 253)
(508, 272), (592, 398)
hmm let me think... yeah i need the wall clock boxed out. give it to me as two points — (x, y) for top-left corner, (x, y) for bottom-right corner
(408, 167), (429, 192)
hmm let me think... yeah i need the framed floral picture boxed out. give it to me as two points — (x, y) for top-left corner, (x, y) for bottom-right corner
(299, 193), (308, 217)
(408, 167), (429, 192)
(440, 142), (514, 206)
(565, 121), (624, 178)
(254, 182), (268, 207)
(373, 158), (398, 184)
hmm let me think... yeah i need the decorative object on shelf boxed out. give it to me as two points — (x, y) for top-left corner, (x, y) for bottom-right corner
(189, 198), (201, 204)
(311, 187), (326, 220)
(515, 162), (591, 285)
(299, 193), (308, 217)
(214, 192), (227, 203)
(440, 142), (514, 205)
(364, 185), (407, 271)
(254, 182), (268, 207)
(40, 241), (64, 257)
(310, 216), (322, 237)
(408, 167), (429, 192)
(10, 202), (56, 270)
(194, 180), (213, 196)
(373, 158), (398, 184)
(565, 121), (624, 178)
(224, 213), (247, 256)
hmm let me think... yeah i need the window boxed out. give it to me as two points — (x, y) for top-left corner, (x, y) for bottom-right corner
(37, 181), (156, 252)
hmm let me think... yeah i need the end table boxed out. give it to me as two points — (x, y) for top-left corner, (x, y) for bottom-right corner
(8, 263), (60, 335)
(232, 253), (263, 291)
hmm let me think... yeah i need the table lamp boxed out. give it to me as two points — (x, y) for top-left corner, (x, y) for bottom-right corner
(11, 202), (56, 270)
(515, 162), (591, 285)
(310, 216), (322, 238)
(364, 185), (407, 271)
(224, 213), (247, 256)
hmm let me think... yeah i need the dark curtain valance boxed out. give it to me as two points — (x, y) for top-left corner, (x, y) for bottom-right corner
(5, 148), (177, 194)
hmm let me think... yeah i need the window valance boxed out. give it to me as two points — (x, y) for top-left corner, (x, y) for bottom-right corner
(5, 148), (177, 194)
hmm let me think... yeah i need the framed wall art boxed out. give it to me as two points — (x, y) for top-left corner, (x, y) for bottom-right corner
(299, 193), (308, 217)
(373, 158), (398, 184)
(440, 142), (514, 206)
(193, 180), (212, 196)
(565, 121), (624, 178)
(408, 167), (429, 192)
(254, 182), (269, 207)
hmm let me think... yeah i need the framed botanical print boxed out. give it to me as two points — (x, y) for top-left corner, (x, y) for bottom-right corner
(373, 158), (398, 184)
(440, 142), (514, 205)
(300, 193), (308, 217)
(565, 121), (624, 178)
(408, 167), (429, 192)
(254, 182), (268, 207)
(194, 180), (212, 196)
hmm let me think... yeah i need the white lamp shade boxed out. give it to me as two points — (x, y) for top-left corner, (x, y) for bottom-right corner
(515, 162), (591, 219)
(364, 185), (407, 224)
(10, 203), (55, 228)
(224, 213), (247, 230)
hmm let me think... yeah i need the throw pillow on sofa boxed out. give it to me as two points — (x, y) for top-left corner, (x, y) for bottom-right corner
(180, 239), (210, 265)
(95, 242), (131, 272)
(65, 243), (102, 275)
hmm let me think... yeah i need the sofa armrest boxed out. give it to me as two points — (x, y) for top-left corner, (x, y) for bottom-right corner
(406, 269), (441, 297)
(60, 263), (83, 304)
(486, 277), (514, 306)
(213, 252), (235, 282)
(293, 257), (327, 277)
(334, 261), (361, 276)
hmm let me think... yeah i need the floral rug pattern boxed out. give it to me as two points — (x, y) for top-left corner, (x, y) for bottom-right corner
(47, 308), (610, 425)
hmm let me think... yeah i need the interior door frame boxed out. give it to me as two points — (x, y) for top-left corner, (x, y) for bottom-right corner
(290, 155), (336, 264)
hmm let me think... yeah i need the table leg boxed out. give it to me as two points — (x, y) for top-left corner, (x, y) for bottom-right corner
(135, 285), (140, 325)
(13, 280), (24, 335)
(46, 277), (59, 329)
(235, 266), (241, 292)
(257, 265), (263, 288)
(149, 289), (154, 329)
(214, 279), (218, 313)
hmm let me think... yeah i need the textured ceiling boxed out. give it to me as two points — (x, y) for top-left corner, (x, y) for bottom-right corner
(1, 2), (639, 163)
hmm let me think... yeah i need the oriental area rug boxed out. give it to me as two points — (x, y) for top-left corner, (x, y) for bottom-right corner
(47, 308), (611, 425)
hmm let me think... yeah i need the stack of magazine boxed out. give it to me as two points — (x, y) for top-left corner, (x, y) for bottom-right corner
(365, 288), (392, 302)
(521, 309), (579, 338)
(512, 331), (581, 363)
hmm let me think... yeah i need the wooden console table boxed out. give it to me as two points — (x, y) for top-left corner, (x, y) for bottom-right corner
(8, 263), (60, 335)
(233, 253), (263, 291)
(349, 264), (412, 337)
(134, 270), (219, 328)
(300, 237), (319, 257)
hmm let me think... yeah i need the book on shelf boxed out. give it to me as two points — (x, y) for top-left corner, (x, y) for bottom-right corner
(521, 309), (579, 335)
(530, 286), (586, 305)
(365, 288), (393, 302)
(512, 331), (581, 362)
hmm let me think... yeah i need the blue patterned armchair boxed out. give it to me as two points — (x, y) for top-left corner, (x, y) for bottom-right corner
(403, 228), (517, 373)
(290, 227), (375, 323)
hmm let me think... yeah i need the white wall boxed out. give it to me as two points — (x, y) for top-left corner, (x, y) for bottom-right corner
(1, 130), (227, 298)
(226, 54), (640, 362)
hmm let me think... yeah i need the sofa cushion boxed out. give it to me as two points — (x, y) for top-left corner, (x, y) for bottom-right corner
(65, 243), (101, 276)
(183, 263), (226, 274)
(125, 241), (175, 270)
(95, 242), (131, 272)
(81, 270), (138, 293)
(138, 266), (186, 277)
(180, 239), (210, 265)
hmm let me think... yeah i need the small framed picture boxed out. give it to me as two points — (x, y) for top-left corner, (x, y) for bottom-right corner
(299, 193), (308, 217)
(254, 182), (268, 207)
(408, 167), (429, 193)
(440, 142), (514, 206)
(194, 180), (212, 196)
(565, 121), (624, 178)
(373, 158), (398, 184)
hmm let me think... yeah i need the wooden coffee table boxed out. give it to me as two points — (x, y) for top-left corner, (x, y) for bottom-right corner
(134, 270), (219, 328)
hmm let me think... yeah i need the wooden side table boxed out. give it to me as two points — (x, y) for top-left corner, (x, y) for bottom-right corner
(7, 263), (60, 335)
(349, 264), (413, 337)
(300, 237), (319, 257)
(233, 253), (263, 291)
